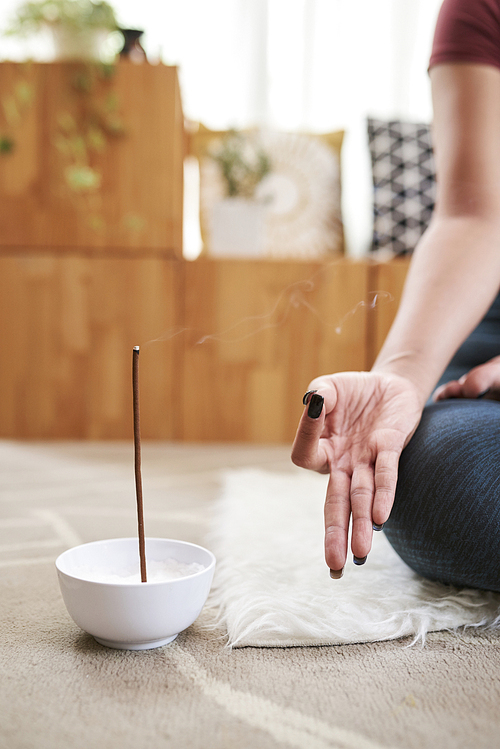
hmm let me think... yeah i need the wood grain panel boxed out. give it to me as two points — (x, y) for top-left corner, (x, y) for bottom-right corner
(180, 258), (371, 442)
(0, 62), (184, 254)
(0, 253), (182, 438)
(367, 258), (411, 366)
(0, 255), (408, 443)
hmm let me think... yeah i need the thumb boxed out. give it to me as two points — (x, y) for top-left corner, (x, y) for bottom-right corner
(291, 389), (335, 472)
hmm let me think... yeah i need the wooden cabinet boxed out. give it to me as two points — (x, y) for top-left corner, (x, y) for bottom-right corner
(0, 251), (182, 438)
(179, 259), (370, 442)
(0, 254), (410, 442)
(0, 63), (412, 442)
(0, 62), (184, 254)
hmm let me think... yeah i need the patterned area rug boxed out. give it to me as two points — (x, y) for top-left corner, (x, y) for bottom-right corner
(2, 441), (500, 749)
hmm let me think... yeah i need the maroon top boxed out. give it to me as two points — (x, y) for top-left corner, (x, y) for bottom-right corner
(429, 0), (500, 71)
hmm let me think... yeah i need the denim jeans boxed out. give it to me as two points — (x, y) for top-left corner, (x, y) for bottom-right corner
(384, 293), (500, 592)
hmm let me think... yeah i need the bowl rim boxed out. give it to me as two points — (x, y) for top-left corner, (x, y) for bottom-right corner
(55, 537), (216, 587)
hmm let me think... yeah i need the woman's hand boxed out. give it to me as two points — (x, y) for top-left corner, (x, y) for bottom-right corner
(433, 356), (500, 401)
(291, 372), (422, 576)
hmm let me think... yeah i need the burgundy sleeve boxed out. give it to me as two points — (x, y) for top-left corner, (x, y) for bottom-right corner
(429, 0), (500, 71)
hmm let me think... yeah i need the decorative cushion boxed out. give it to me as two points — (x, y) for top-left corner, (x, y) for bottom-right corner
(367, 118), (436, 255)
(188, 124), (344, 259)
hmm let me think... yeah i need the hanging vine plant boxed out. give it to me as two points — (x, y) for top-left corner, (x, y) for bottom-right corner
(0, 67), (35, 156)
(53, 62), (127, 227)
(5, 0), (119, 42)
(1, 1), (147, 238)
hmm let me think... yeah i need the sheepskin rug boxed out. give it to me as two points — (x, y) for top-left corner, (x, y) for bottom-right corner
(209, 469), (500, 647)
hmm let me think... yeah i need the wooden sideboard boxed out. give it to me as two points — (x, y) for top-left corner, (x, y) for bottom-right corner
(0, 62), (411, 442)
(0, 254), (410, 442)
(0, 62), (184, 254)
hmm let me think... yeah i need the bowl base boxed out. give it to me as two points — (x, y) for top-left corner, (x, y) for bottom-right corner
(93, 634), (178, 650)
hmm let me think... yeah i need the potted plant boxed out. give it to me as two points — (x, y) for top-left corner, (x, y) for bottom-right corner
(5, 0), (120, 61)
(208, 130), (271, 257)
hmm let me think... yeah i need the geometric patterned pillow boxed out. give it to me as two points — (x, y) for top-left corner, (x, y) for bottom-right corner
(367, 118), (437, 255)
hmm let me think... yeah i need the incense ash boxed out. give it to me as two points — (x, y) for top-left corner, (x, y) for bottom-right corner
(71, 558), (205, 585)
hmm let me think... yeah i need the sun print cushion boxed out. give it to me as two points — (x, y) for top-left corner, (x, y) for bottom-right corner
(189, 124), (344, 259)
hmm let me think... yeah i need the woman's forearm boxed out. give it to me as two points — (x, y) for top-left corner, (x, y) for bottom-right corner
(373, 64), (500, 407)
(372, 215), (500, 407)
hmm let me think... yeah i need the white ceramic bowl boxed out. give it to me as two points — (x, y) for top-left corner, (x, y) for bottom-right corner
(56, 537), (216, 650)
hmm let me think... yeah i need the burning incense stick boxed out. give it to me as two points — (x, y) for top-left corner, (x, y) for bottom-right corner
(133, 346), (147, 582)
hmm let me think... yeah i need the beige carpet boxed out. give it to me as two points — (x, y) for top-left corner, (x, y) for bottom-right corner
(1, 441), (500, 749)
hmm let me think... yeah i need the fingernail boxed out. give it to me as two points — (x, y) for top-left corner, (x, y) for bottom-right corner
(353, 555), (367, 565)
(477, 389), (491, 399)
(302, 390), (317, 405)
(330, 568), (344, 579)
(307, 393), (324, 419)
(372, 522), (385, 531)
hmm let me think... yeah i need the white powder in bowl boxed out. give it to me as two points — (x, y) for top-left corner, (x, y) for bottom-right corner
(70, 558), (205, 584)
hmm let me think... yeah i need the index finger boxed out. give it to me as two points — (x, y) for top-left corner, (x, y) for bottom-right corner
(291, 389), (336, 472)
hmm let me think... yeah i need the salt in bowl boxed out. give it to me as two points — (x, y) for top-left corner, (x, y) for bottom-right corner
(56, 537), (216, 650)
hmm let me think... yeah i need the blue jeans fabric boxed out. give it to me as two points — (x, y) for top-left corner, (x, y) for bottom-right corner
(384, 294), (500, 592)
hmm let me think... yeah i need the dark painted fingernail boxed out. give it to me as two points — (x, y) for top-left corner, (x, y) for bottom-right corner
(302, 390), (317, 405)
(353, 555), (367, 565)
(330, 568), (344, 579)
(372, 522), (385, 531)
(307, 393), (324, 419)
(477, 389), (491, 399)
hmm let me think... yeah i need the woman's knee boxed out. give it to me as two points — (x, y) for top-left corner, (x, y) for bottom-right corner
(384, 399), (500, 591)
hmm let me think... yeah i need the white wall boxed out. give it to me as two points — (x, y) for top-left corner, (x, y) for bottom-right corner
(0, 0), (444, 257)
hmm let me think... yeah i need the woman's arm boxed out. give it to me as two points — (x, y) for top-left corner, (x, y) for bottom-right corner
(292, 62), (500, 574)
(373, 63), (500, 405)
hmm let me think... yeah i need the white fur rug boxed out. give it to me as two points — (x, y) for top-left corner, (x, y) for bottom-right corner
(209, 469), (500, 647)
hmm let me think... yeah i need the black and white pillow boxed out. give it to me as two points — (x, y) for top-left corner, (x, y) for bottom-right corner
(367, 118), (436, 255)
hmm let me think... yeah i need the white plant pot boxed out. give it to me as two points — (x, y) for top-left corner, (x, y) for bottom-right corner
(209, 198), (265, 258)
(49, 24), (110, 61)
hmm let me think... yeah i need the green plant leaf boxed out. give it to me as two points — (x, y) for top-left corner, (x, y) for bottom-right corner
(0, 136), (15, 154)
(5, 0), (119, 35)
(15, 81), (34, 106)
(121, 213), (146, 232)
(72, 71), (93, 93)
(65, 164), (101, 192)
(105, 91), (118, 112)
(2, 96), (20, 126)
(86, 126), (106, 151)
(68, 134), (87, 159)
(98, 63), (116, 80)
(103, 113), (125, 136)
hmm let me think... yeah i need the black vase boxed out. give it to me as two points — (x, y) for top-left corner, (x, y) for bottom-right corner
(119, 29), (147, 62)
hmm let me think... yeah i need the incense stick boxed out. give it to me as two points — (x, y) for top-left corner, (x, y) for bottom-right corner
(133, 346), (147, 582)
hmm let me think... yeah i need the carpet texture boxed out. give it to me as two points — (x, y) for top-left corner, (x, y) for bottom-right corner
(209, 469), (500, 647)
(2, 441), (500, 749)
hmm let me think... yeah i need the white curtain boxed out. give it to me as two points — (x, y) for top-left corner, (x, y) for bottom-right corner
(0, 0), (444, 256)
